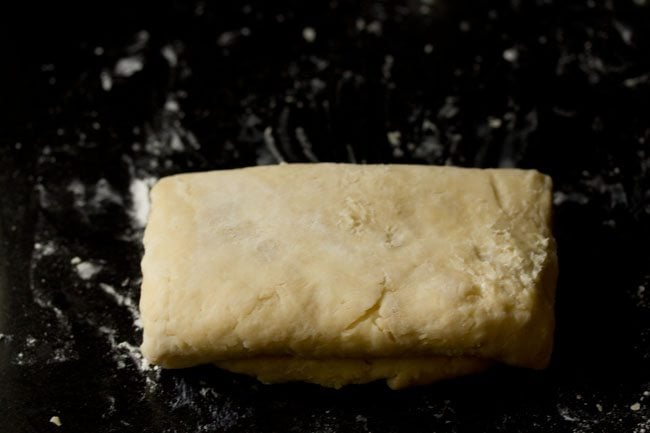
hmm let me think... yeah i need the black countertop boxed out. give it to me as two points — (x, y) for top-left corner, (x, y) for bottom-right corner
(2, 1), (650, 432)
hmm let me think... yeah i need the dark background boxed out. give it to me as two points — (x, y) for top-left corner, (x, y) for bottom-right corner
(1, 1), (649, 432)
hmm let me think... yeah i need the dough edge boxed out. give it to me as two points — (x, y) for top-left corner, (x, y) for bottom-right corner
(216, 356), (491, 389)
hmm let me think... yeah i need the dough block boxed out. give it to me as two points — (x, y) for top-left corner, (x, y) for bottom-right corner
(140, 164), (557, 388)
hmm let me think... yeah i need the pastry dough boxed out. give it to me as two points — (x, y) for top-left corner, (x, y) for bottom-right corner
(216, 356), (490, 389)
(140, 164), (557, 388)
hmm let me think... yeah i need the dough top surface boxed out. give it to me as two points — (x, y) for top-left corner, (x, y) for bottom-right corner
(140, 164), (557, 369)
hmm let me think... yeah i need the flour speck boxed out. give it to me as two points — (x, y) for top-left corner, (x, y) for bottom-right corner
(49, 416), (62, 427)
(114, 56), (144, 77)
(129, 177), (157, 228)
(75, 261), (101, 280)
(100, 70), (113, 91)
(99, 283), (142, 329)
(503, 47), (519, 62)
(34, 241), (57, 256)
(387, 131), (401, 146)
(303, 27), (317, 43)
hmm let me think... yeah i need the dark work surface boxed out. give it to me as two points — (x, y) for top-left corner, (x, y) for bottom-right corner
(1, 1), (650, 432)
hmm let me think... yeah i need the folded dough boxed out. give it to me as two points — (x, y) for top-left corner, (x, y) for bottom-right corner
(217, 357), (490, 389)
(140, 163), (557, 388)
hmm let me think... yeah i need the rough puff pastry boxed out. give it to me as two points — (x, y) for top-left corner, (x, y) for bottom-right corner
(140, 163), (557, 389)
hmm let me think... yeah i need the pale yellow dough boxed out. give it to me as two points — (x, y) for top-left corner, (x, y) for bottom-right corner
(140, 163), (557, 388)
(217, 356), (490, 389)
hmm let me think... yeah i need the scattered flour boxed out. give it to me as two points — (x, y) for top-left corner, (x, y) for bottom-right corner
(554, 191), (590, 205)
(295, 127), (318, 162)
(387, 131), (401, 146)
(28, 255), (77, 363)
(91, 179), (124, 207)
(262, 127), (285, 164)
(99, 283), (142, 329)
(75, 261), (101, 280)
(114, 56), (144, 77)
(488, 117), (503, 128)
(34, 241), (57, 256)
(557, 405), (580, 422)
(161, 45), (178, 67)
(129, 177), (157, 228)
(302, 27), (317, 43)
(67, 178), (123, 210)
(169, 130), (184, 151)
(98, 326), (154, 373)
(100, 70), (113, 91)
(503, 47), (519, 62)
(217, 31), (239, 48)
(165, 98), (180, 113)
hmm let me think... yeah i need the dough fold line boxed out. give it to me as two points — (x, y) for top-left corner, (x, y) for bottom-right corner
(216, 356), (492, 390)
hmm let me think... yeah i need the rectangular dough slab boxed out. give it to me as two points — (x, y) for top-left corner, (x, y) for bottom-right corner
(140, 163), (557, 388)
